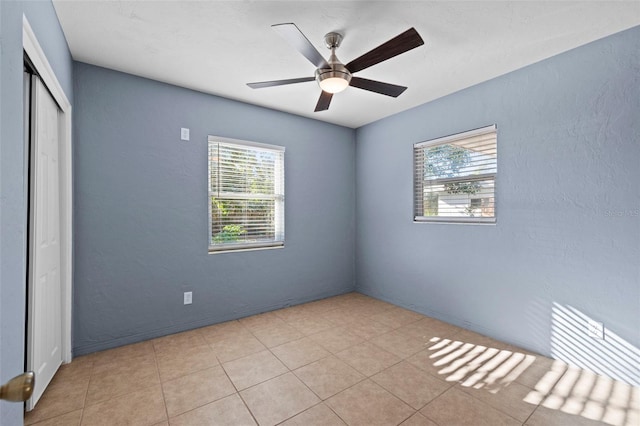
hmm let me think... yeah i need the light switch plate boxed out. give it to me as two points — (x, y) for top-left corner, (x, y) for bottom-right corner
(180, 128), (190, 141)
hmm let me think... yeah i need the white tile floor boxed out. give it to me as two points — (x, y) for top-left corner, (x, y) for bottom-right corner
(25, 292), (639, 425)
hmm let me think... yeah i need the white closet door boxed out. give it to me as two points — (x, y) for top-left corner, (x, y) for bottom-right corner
(27, 75), (63, 410)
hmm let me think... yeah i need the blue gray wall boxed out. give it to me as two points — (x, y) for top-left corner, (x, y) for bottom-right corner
(0, 1), (73, 423)
(355, 26), (640, 385)
(72, 62), (356, 355)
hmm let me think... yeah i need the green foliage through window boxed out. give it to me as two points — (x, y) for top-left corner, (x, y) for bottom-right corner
(424, 144), (480, 195)
(213, 225), (247, 243)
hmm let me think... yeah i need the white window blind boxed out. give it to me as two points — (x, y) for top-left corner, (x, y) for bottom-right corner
(414, 125), (497, 223)
(208, 137), (284, 252)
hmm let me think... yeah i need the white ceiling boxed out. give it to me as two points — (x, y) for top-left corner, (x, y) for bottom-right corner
(52, 1), (640, 128)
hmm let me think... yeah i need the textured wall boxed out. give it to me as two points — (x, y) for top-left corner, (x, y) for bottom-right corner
(72, 63), (356, 355)
(0, 1), (73, 423)
(355, 26), (639, 385)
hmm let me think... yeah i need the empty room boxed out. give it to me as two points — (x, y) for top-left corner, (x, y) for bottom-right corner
(0, 1), (638, 425)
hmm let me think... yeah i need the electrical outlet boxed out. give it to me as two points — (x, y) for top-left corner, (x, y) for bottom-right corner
(180, 128), (190, 141)
(587, 319), (604, 339)
(183, 291), (192, 305)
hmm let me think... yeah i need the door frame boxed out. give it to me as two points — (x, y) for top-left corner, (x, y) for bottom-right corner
(23, 16), (72, 364)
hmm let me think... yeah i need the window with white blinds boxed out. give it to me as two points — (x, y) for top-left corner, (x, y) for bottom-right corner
(208, 137), (284, 252)
(414, 125), (497, 223)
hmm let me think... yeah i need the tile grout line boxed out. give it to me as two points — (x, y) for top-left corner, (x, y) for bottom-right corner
(521, 404), (539, 426)
(76, 357), (96, 426)
(234, 384), (262, 426)
(223, 322), (285, 426)
(152, 341), (172, 425)
(216, 356), (264, 425)
(290, 356), (369, 401)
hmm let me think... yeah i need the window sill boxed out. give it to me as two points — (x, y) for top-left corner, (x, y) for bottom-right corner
(208, 243), (284, 254)
(414, 216), (496, 225)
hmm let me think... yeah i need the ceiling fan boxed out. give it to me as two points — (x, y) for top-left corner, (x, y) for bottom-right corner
(247, 23), (425, 112)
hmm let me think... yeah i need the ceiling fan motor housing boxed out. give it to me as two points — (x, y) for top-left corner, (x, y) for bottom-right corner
(316, 32), (351, 93)
(315, 66), (352, 89)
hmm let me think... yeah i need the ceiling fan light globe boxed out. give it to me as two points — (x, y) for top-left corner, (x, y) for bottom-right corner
(316, 69), (352, 94)
(320, 77), (349, 94)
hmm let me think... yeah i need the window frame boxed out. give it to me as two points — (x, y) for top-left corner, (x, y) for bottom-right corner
(208, 136), (285, 253)
(413, 124), (497, 225)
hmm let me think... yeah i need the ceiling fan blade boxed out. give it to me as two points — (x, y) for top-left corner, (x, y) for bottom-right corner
(314, 91), (333, 112)
(272, 23), (330, 69)
(346, 28), (424, 73)
(247, 77), (315, 89)
(349, 77), (407, 97)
